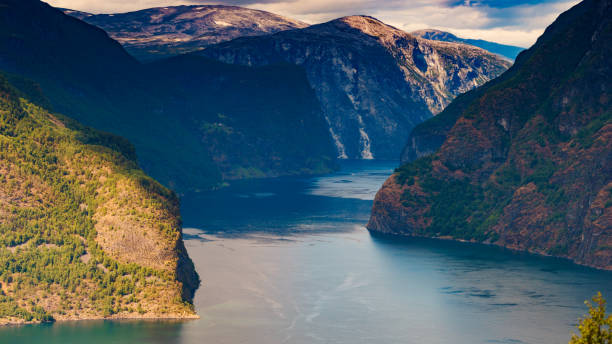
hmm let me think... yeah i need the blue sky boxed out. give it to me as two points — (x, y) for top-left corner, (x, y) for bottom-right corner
(44, 0), (579, 47)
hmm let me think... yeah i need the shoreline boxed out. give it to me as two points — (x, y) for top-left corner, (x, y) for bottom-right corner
(0, 313), (199, 327)
(366, 229), (612, 273)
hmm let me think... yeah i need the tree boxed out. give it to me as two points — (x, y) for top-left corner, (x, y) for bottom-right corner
(570, 292), (612, 344)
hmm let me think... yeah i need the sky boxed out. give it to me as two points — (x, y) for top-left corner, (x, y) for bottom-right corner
(43, 0), (580, 47)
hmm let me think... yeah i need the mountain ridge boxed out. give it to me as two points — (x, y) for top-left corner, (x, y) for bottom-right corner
(62, 5), (309, 61)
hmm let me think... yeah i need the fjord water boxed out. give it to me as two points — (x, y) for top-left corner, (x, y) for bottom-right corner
(3, 161), (611, 344)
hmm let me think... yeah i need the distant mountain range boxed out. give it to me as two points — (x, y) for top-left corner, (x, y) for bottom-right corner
(369, 0), (612, 270)
(412, 29), (525, 60)
(201, 16), (511, 159)
(58, 5), (512, 162)
(61, 6), (524, 63)
(62, 5), (308, 61)
(38, 5), (510, 170)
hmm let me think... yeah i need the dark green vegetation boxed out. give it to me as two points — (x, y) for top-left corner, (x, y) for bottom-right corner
(0, 75), (198, 324)
(0, 0), (336, 192)
(369, 0), (612, 270)
(148, 56), (336, 182)
(570, 293), (612, 344)
(412, 29), (525, 60)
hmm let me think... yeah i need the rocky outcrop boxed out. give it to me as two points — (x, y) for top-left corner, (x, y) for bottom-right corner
(369, 0), (612, 270)
(201, 16), (511, 160)
(62, 5), (308, 61)
(412, 29), (524, 60)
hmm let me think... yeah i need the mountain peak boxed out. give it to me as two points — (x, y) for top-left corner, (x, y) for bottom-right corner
(62, 5), (309, 61)
(330, 15), (407, 38)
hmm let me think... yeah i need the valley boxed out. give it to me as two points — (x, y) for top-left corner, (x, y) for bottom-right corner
(0, 0), (609, 342)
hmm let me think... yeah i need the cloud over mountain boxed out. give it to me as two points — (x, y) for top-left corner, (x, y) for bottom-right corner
(45, 0), (577, 46)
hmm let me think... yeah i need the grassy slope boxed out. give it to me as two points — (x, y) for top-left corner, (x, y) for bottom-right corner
(0, 76), (198, 324)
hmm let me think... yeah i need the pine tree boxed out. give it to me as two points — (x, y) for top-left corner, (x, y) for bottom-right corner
(570, 293), (612, 344)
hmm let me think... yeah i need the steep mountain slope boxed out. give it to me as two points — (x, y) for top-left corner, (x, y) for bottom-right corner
(63, 5), (308, 61)
(412, 29), (525, 60)
(0, 75), (198, 324)
(0, 0), (336, 191)
(201, 16), (512, 160)
(400, 81), (489, 164)
(146, 56), (336, 181)
(368, 0), (612, 270)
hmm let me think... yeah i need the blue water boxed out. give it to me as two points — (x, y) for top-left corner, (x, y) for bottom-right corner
(3, 160), (611, 344)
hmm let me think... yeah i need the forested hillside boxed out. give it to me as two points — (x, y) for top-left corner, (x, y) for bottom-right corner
(369, 0), (612, 270)
(0, 76), (198, 324)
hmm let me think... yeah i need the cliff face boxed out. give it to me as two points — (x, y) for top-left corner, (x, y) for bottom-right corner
(62, 5), (308, 62)
(411, 29), (525, 60)
(0, 0), (336, 192)
(201, 16), (511, 160)
(369, 0), (612, 270)
(0, 76), (198, 324)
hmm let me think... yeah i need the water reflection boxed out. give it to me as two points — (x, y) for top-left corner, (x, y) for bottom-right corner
(180, 160), (395, 236)
(2, 319), (188, 344)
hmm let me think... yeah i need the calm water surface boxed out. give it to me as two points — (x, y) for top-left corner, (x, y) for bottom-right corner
(3, 160), (611, 344)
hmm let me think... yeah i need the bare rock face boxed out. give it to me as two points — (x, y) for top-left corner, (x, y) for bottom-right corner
(369, 0), (612, 270)
(201, 16), (511, 160)
(62, 5), (308, 61)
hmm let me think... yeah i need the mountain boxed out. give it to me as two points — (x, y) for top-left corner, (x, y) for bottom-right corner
(60, 8), (93, 20)
(201, 16), (512, 160)
(412, 29), (525, 60)
(62, 5), (309, 61)
(0, 0), (336, 192)
(0, 75), (198, 324)
(399, 82), (488, 164)
(145, 56), (337, 182)
(368, 0), (612, 270)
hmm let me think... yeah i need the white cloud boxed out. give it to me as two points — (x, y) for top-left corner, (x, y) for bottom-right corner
(246, 0), (579, 46)
(44, 0), (194, 13)
(43, 0), (579, 47)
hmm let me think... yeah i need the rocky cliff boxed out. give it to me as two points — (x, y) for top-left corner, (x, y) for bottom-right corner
(63, 5), (308, 61)
(201, 16), (511, 160)
(0, 75), (199, 324)
(368, 0), (612, 270)
(412, 29), (524, 60)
